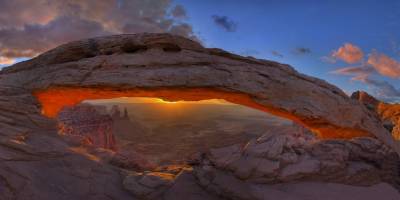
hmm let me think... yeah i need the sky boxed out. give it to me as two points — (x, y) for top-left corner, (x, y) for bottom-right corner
(1, 0), (400, 102)
(85, 97), (233, 105)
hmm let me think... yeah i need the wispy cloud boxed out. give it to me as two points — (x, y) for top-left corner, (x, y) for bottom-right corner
(271, 50), (283, 58)
(358, 77), (400, 102)
(211, 15), (237, 32)
(367, 50), (400, 78)
(331, 65), (374, 81)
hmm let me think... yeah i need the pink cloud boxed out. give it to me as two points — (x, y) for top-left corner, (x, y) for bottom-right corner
(331, 65), (374, 81)
(332, 43), (364, 64)
(367, 50), (400, 78)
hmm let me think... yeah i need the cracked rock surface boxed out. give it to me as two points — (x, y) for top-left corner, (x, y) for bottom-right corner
(121, 127), (400, 200)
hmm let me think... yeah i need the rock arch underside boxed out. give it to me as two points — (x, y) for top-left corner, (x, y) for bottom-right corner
(0, 33), (400, 199)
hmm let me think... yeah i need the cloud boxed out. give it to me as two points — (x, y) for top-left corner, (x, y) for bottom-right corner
(332, 63), (400, 102)
(0, 56), (15, 65)
(332, 43), (364, 64)
(0, 0), (196, 64)
(331, 65), (375, 81)
(212, 15), (237, 32)
(330, 43), (400, 102)
(293, 47), (311, 55)
(321, 55), (336, 63)
(359, 77), (400, 102)
(367, 50), (400, 78)
(171, 5), (187, 18)
(332, 65), (400, 102)
(0, 16), (111, 58)
(271, 50), (283, 58)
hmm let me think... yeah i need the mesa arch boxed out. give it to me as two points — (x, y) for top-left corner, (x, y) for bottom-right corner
(0, 33), (399, 155)
(36, 86), (370, 140)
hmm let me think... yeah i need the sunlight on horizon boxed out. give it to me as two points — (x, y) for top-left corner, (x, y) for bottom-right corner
(85, 97), (235, 105)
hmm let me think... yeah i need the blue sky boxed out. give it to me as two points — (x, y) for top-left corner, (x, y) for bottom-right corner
(1, 0), (400, 101)
(175, 0), (400, 99)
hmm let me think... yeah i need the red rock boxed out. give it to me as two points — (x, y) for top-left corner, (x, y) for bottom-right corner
(57, 104), (117, 151)
(352, 91), (400, 140)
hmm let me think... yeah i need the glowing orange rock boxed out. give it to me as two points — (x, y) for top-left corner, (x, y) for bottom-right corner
(34, 86), (371, 139)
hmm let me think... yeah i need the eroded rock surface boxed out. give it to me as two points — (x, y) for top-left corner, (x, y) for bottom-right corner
(0, 33), (399, 199)
(193, 127), (400, 188)
(121, 127), (400, 200)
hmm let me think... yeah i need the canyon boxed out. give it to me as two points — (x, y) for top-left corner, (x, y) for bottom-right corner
(0, 33), (399, 199)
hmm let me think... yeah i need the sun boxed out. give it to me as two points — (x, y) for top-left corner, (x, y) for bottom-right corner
(156, 98), (180, 104)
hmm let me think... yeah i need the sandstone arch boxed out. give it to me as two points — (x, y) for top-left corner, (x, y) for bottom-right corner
(0, 33), (399, 155)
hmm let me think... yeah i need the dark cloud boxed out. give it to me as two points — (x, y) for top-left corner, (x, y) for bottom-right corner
(212, 15), (237, 32)
(171, 5), (187, 18)
(271, 50), (283, 58)
(0, 16), (111, 58)
(0, 0), (196, 64)
(293, 47), (311, 55)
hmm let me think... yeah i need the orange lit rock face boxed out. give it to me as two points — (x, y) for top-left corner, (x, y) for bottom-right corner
(34, 86), (370, 139)
(377, 103), (400, 140)
(352, 91), (400, 140)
